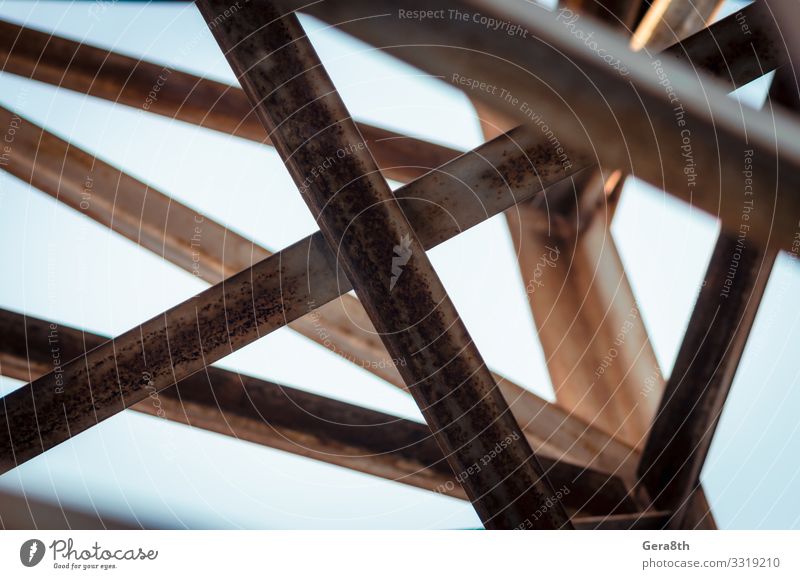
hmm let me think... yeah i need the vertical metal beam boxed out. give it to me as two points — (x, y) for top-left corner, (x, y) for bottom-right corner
(198, 0), (571, 529)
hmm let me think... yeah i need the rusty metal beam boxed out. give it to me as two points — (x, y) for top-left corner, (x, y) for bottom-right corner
(638, 75), (791, 528)
(638, 234), (776, 522)
(0, 19), (460, 184)
(9, 0), (769, 486)
(0, 488), (135, 530)
(475, 108), (657, 448)
(198, 0), (573, 529)
(0, 308), (459, 497)
(665, 1), (783, 86)
(0, 308), (638, 517)
(0, 4), (621, 526)
(290, 0), (799, 254)
(474, 0), (758, 448)
(0, 104), (638, 481)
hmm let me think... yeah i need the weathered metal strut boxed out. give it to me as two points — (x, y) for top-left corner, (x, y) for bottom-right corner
(197, 0), (572, 529)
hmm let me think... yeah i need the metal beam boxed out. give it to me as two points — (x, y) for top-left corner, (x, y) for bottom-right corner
(289, 0), (798, 254)
(638, 75), (791, 527)
(0, 308), (638, 517)
(3, 0), (777, 482)
(665, 1), (783, 86)
(0, 1), (621, 526)
(573, 510), (670, 530)
(0, 19), (460, 184)
(198, 0), (572, 529)
(474, 0), (758, 448)
(0, 104), (637, 479)
(638, 235), (776, 520)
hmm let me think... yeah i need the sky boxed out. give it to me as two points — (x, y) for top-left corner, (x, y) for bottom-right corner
(0, 0), (798, 529)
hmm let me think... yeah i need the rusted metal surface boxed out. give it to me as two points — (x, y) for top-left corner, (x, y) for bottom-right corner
(0, 95), (642, 483)
(663, 1), (783, 86)
(638, 237), (776, 519)
(638, 76), (792, 526)
(0, 103), (639, 482)
(198, 0), (573, 530)
(0, 230), (347, 474)
(0, 308), (639, 517)
(470, 1), (761, 449)
(475, 104), (659, 448)
(0, 0), (788, 530)
(0, 104), (258, 282)
(0, 19), (460, 184)
(0, 308), (460, 497)
(291, 0), (799, 254)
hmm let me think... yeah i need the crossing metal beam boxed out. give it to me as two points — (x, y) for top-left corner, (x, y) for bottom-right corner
(0, 308), (638, 514)
(288, 0), (798, 254)
(0, 19), (460, 184)
(197, 0), (573, 529)
(0, 104), (635, 479)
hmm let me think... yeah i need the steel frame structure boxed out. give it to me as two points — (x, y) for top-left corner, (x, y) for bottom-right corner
(0, 0), (795, 529)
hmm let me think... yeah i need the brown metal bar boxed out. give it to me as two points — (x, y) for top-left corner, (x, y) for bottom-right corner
(0, 96), (645, 484)
(638, 235), (776, 521)
(0, 489), (135, 530)
(638, 75), (791, 527)
(0, 19), (460, 184)
(0, 308), (638, 517)
(198, 0), (572, 530)
(0, 104), (637, 480)
(475, 107), (658, 448)
(289, 0), (799, 254)
(0, 308), (459, 497)
(475, 0), (752, 448)
(665, 1), (783, 86)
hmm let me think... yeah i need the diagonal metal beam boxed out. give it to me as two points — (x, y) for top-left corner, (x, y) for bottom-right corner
(198, 0), (572, 529)
(638, 75), (793, 527)
(0, 103), (637, 479)
(473, 0), (768, 448)
(637, 236), (775, 523)
(288, 0), (799, 254)
(3, 0), (777, 481)
(0, 0), (781, 484)
(4, 94), (656, 479)
(664, 1), (783, 85)
(0, 308), (639, 515)
(0, 19), (461, 184)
